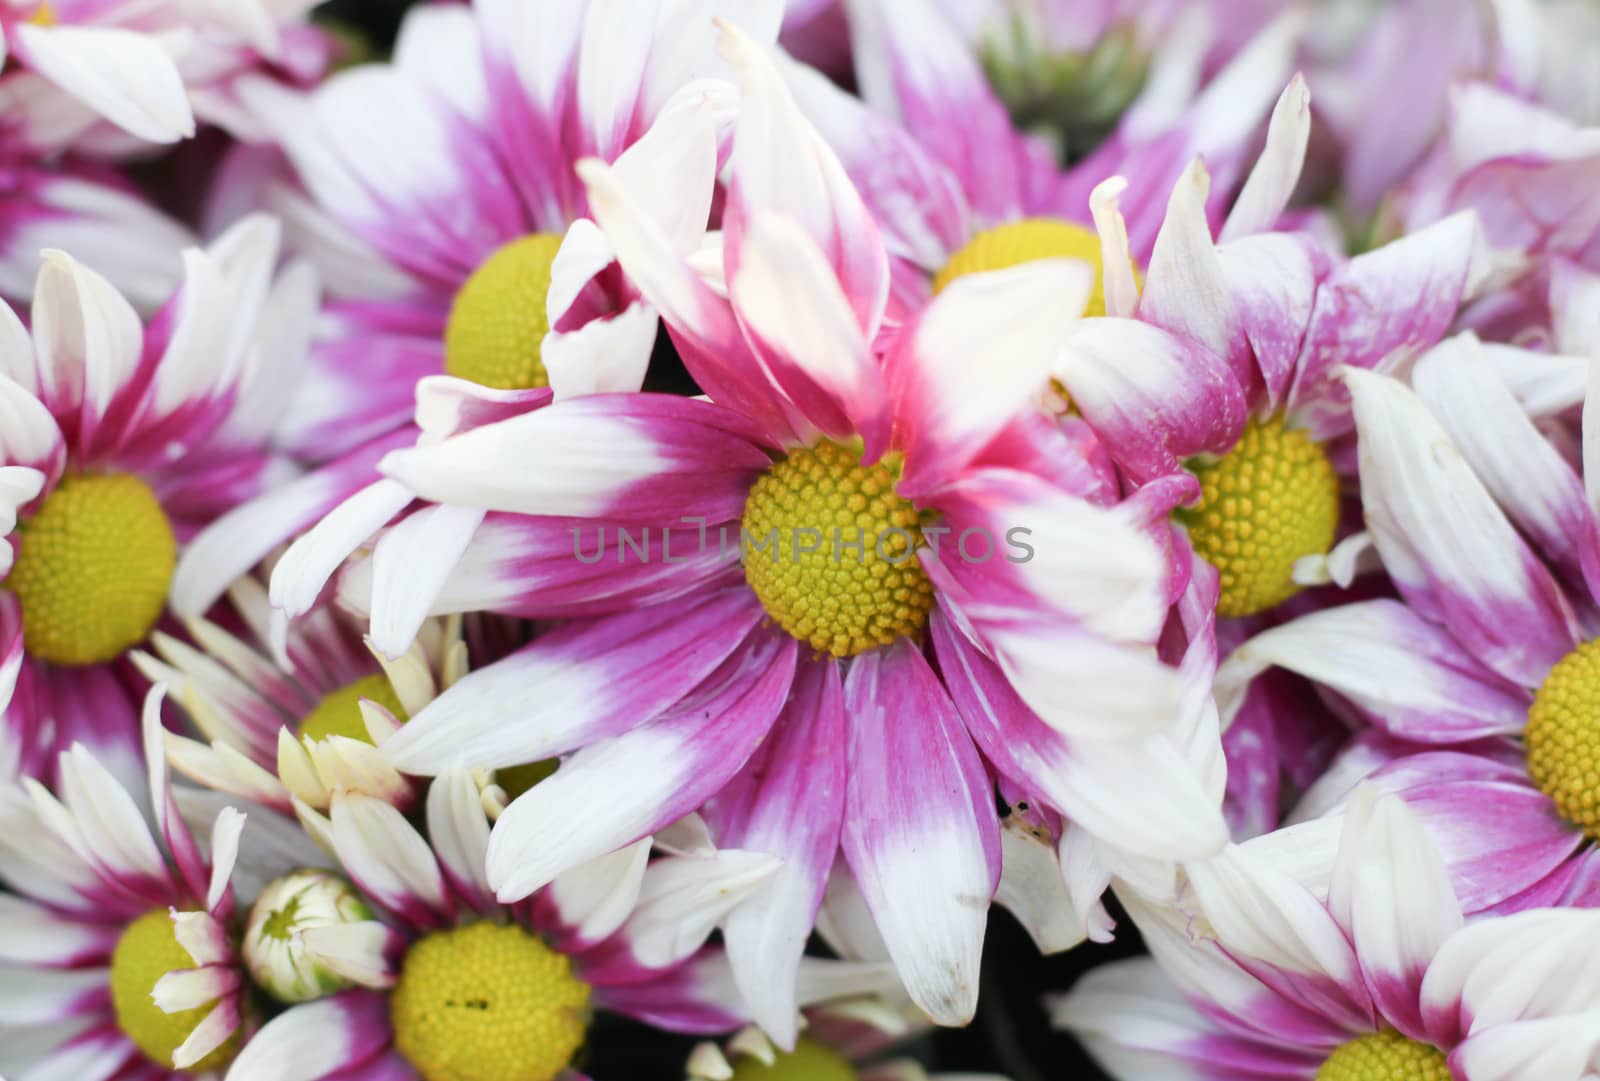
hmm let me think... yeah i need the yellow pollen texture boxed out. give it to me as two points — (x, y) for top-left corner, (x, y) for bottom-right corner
(10, 472), (176, 666)
(391, 921), (592, 1081)
(741, 441), (935, 658)
(1178, 415), (1340, 618)
(1527, 639), (1600, 840)
(932, 217), (1122, 316)
(444, 233), (565, 390)
(298, 673), (409, 745)
(110, 909), (239, 1071)
(729, 1038), (859, 1081)
(1316, 1030), (1451, 1081)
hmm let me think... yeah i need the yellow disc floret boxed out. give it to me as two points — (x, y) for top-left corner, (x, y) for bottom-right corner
(391, 921), (592, 1081)
(1316, 1030), (1451, 1081)
(741, 441), (934, 658)
(444, 234), (565, 390)
(933, 217), (1119, 316)
(110, 909), (239, 1071)
(10, 473), (176, 666)
(1178, 415), (1340, 618)
(729, 1038), (858, 1081)
(298, 673), (409, 745)
(1527, 639), (1600, 840)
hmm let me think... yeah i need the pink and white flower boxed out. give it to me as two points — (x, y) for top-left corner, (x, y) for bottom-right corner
(226, 769), (890, 1081)
(1, 216), (317, 784)
(0, 0), (333, 152)
(0, 686), (253, 1078)
(786, 0), (1300, 301)
(1213, 341), (1600, 912)
(1058, 75), (1490, 837)
(360, 23), (1228, 1039)
(1054, 785), (1600, 1080)
(172, 0), (779, 628)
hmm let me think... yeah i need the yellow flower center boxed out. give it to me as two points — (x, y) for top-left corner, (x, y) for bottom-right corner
(109, 910), (239, 1072)
(933, 218), (1113, 315)
(741, 441), (934, 658)
(729, 1038), (858, 1081)
(27, 2), (56, 25)
(1178, 416), (1340, 618)
(444, 234), (565, 390)
(298, 673), (409, 745)
(1526, 639), (1600, 840)
(391, 921), (592, 1081)
(1316, 1030), (1451, 1081)
(9, 473), (176, 666)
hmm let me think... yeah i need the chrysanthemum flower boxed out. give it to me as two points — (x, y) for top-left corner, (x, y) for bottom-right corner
(1056, 74), (1489, 837)
(172, 0), (775, 624)
(1086, 75), (1491, 619)
(0, 686), (253, 1077)
(1054, 785), (1600, 1079)
(0, 0), (332, 149)
(1, 218), (316, 781)
(227, 769), (884, 1081)
(365, 23), (1227, 1038)
(785, 0), (1299, 310)
(133, 573), (486, 818)
(1213, 342), (1600, 911)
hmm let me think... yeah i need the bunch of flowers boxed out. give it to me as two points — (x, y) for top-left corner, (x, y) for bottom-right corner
(3, 1), (1599, 1079)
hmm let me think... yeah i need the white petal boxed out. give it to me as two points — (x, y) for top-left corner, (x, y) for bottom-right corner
(1088, 177), (1139, 318)
(15, 24), (194, 143)
(545, 839), (652, 948)
(1185, 844), (1361, 986)
(269, 479), (413, 622)
(622, 850), (782, 969)
(423, 769), (492, 911)
(30, 249), (143, 434)
(368, 504), (485, 658)
(328, 794), (448, 920)
(1219, 75), (1311, 242)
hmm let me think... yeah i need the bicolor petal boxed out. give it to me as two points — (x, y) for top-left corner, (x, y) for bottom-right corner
(840, 641), (1000, 1025)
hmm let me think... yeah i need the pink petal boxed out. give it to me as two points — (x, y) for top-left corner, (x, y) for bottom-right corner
(381, 392), (772, 523)
(704, 659), (848, 1048)
(383, 586), (766, 775)
(1058, 317), (1247, 484)
(890, 262), (1093, 497)
(1346, 368), (1581, 688)
(224, 991), (393, 1081)
(1288, 213), (1491, 441)
(840, 640), (1000, 1025)
(1216, 600), (1531, 744)
(719, 21), (889, 337)
(485, 628), (796, 901)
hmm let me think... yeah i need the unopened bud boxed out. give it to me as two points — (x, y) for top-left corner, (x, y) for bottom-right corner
(243, 869), (373, 1003)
